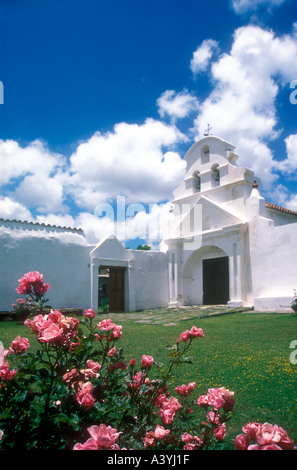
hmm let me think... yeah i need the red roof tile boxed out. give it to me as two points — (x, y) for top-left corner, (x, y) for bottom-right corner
(265, 202), (297, 217)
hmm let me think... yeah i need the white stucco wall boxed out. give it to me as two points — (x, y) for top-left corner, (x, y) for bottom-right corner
(130, 249), (169, 311)
(0, 222), (91, 311)
(248, 214), (297, 310)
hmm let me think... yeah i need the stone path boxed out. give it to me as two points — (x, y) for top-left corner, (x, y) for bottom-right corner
(98, 305), (251, 326)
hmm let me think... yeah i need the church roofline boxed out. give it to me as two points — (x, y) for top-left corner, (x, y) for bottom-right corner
(184, 135), (236, 160)
(0, 218), (84, 234)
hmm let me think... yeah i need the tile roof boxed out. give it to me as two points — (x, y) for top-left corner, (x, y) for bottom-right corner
(265, 202), (297, 217)
(0, 218), (84, 233)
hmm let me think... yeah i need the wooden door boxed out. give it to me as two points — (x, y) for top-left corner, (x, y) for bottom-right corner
(109, 267), (125, 312)
(203, 257), (229, 305)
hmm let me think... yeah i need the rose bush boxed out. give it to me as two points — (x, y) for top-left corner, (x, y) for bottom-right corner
(0, 271), (295, 451)
(13, 271), (51, 318)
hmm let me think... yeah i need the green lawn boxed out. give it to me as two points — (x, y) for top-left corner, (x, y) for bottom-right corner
(1, 311), (297, 449)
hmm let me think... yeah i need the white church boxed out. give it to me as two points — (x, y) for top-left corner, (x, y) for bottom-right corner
(1, 135), (296, 314)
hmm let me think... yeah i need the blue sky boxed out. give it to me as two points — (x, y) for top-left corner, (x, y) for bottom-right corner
(0, 0), (297, 246)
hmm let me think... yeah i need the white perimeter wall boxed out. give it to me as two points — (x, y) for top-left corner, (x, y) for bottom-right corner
(249, 217), (297, 311)
(0, 228), (91, 311)
(130, 249), (169, 311)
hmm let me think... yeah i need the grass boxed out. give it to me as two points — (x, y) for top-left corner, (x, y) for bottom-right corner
(1, 310), (297, 449)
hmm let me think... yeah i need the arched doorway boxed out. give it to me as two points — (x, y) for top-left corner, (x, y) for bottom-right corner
(183, 245), (229, 306)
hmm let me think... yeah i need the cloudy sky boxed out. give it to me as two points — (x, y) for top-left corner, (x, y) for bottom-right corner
(0, 0), (296, 246)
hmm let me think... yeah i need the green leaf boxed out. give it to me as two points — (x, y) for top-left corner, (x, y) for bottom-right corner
(38, 367), (50, 379)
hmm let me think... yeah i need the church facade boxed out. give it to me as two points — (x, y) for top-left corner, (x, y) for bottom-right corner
(160, 135), (297, 311)
(0, 135), (296, 314)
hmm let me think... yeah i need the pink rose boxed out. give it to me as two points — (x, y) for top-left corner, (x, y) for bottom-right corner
(16, 271), (50, 297)
(277, 426), (295, 450)
(84, 309), (96, 318)
(180, 326), (204, 341)
(154, 425), (170, 440)
(154, 393), (168, 407)
(16, 282), (31, 295)
(197, 394), (210, 408)
(48, 310), (62, 322)
(0, 361), (17, 381)
(181, 432), (202, 449)
(38, 323), (63, 344)
(181, 432), (193, 443)
(24, 314), (52, 334)
(7, 336), (30, 355)
(33, 282), (50, 296)
(76, 391), (94, 409)
(141, 355), (154, 368)
(85, 360), (101, 372)
(183, 442), (196, 450)
(256, 422), (282, 447)
(180, 330), (191, 342)
(80, 360), (101, 380)
(73, 438), (98, 450)
(87, 424), (122, 449)
(97, 319), (122, 340)
(261, 444), (282, 450)
(197, 387), (235, 411)
(76, 382), (95, 409)
(234, 434), (250, 450)
(109, 325), (122, 341)
(189, 326), (204, 338)
(175, 382), (196, 397)
(242, 422), (261, 440)
(159, 405), (176, 424)
(214, 423), (226, 441)
(63, 368), (79, 383)
(159, 397), (181, 424)
(58, 315), (79, 331)
(107, 347), (117, 357)
(238, 422), (295, 451)
(143, 431), (156, 449)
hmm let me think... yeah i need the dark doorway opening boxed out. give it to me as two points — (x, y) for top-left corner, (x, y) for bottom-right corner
(203, 256), (229, 305)
(98, 267), (125, 313)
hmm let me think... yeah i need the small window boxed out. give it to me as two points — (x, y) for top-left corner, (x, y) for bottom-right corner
(193, 171), (201, 192)
(211, 164), (220, 187)
(201, 145), (210, 164)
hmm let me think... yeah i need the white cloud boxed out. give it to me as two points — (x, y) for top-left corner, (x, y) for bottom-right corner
(0, 139), (67, 213)
(0, 196), (33, 222)
(286, 194), (297, 211)
(0, 139), (64, 186)
(14, 172), (67, 213)
(192, 25), (297, 188)
(157, 89), (199, 121)
(266, 183), (297, 211)
(0, 118), (187, 242)
(231, 0), (288, 15)
(190, 39), (219, 75)
(275, 134), (297, 173)
(69, 118), (187, 209)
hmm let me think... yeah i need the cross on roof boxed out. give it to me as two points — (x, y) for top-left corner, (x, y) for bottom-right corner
(204, 124), (212, 136)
